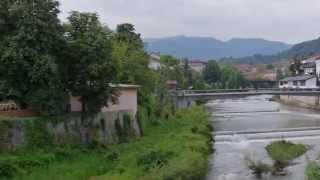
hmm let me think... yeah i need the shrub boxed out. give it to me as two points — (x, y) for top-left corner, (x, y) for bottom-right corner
(245, 157), (272, 178)
(161, 152), (207, 180)
(106, 152), (119, 162)
(137, 150), (174, 171)
(0, 161), (21, 178)
(266, 140), (308, 172)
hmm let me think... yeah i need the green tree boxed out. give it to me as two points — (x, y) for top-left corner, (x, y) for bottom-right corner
(0, 0), (66, 114)
(112, 24), (156, 103)
(202, 60), (221, 85)
(160, 55), (179, 67)
(220, 65), (248, 89)
(289, 58), (302, 75)
(113, 23), (144, 51)
(61, 11), (118, 114)
(266, 64), (274, 70)
(182, 59), (193, 89)
(276, 69), (285, 80)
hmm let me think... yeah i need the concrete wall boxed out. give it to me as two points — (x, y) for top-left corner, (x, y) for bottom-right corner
(0, 110), (141, 152)
(279, 95), (320, 109)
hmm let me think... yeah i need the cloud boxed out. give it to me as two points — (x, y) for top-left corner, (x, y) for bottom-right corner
(59, 0), (320, 44)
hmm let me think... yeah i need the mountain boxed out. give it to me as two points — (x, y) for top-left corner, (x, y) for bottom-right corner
(280, 37), (320, 59)
(220, 37), (320, 64)
(144, 35), (291, 59)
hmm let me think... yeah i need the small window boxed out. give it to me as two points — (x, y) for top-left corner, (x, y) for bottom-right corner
(300, 80), (306, 86)
(293, 81), (298, 86)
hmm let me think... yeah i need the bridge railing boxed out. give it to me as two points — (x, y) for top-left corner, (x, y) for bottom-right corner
(173, 88), (320, 95)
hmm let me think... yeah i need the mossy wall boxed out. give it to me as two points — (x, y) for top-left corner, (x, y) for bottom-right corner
(0, 110), (140, 152)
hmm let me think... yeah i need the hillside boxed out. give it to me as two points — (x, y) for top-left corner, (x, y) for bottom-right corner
(280, 37), (320, 59)
(220, 37), (320, 64)
(144, 35), (291, 59)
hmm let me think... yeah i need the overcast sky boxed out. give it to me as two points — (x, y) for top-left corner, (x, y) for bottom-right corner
(59, 0), (320, 44)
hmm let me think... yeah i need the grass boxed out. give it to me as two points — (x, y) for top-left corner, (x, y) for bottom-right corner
(266, 140), (308, 164)
(306, 162), (320, 180)
(0, 106), (213, 180)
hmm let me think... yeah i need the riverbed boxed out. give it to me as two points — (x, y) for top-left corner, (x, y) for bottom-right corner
(206, 95), (320, 180)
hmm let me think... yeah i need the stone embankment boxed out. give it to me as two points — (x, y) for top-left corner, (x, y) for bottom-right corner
(277, 95), (320, 110)
(0, 111), (141, 151)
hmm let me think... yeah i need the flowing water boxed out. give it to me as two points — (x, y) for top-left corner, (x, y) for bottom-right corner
(206, 95), (320, 180)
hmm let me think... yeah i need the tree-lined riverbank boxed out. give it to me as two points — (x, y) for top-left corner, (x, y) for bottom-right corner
(0, 106), (213, 180)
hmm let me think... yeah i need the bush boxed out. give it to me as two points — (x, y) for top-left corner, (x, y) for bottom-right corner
(266, 140), (308, 172)
(245, 157), (272, 178)
(0, 161), (21, 178)
(161, 152), (207, 180)
(137, 150), (174, 171)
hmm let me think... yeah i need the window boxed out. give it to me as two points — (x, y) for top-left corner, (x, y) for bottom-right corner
(293, 81), (298, 86)
(300, 80), (306, 86)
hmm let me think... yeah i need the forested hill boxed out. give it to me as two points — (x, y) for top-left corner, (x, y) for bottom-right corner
(144, 36), (290, 59)
(280, 37), (320, 58)
(220, 37), (320, 64)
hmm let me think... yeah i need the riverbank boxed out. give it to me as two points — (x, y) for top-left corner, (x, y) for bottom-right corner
(276, 95), (320, 110)
(0, 106), (213, 180)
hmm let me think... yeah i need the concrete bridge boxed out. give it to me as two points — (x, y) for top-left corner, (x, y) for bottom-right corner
(172, 88), (320, 108)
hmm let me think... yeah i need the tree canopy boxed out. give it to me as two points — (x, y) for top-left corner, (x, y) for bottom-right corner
(61, 11), (118, 114)
(203, 60), (221, 84)
(0, 0), (66, 114)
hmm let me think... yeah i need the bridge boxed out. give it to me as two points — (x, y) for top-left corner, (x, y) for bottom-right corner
(172, 88), (320, 108)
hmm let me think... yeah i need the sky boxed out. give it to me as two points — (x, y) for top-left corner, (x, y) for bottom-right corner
(59, 0), (320, 44)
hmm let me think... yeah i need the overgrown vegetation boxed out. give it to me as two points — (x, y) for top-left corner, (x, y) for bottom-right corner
(202, 60), (249, 89)
(247, 140), (308, 177)
(266, 140), (308, 173)
(245, 157), (272, 178)
(306, 162), (320, 180)
(0, 106), (213, 180)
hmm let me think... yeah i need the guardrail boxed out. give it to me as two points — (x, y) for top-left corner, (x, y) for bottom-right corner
(172, 88), (320, 95)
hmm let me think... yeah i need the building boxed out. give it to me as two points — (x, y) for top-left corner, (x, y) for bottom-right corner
(148, 53), (161, 70)
(166, 80), (178, 90)
(188, 60), (207, 73)
(0, 84), (139, 118)
(279, 55), (320, 89)
(70, 84), (139, 116)
(279, 75), (317, 89)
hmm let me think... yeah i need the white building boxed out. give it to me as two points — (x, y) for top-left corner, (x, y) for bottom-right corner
(279, 75), (317, 89)
(148, 53), (161, 70)
(279, 55), (320, 89)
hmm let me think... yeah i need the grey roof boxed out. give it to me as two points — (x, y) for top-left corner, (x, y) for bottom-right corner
(280, 75), (316, 82)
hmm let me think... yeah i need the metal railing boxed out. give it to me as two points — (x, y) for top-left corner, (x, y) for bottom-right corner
(173, 88), (320, 96)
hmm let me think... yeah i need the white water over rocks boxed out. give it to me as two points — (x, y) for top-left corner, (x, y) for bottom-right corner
(207, 95), (320, 180)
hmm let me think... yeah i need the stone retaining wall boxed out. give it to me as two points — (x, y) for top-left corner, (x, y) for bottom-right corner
(278, 95), (320, 110)
(0, 110), (141, 152)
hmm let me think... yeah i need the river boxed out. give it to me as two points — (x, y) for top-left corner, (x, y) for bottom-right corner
(206, 95), (320, 180)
